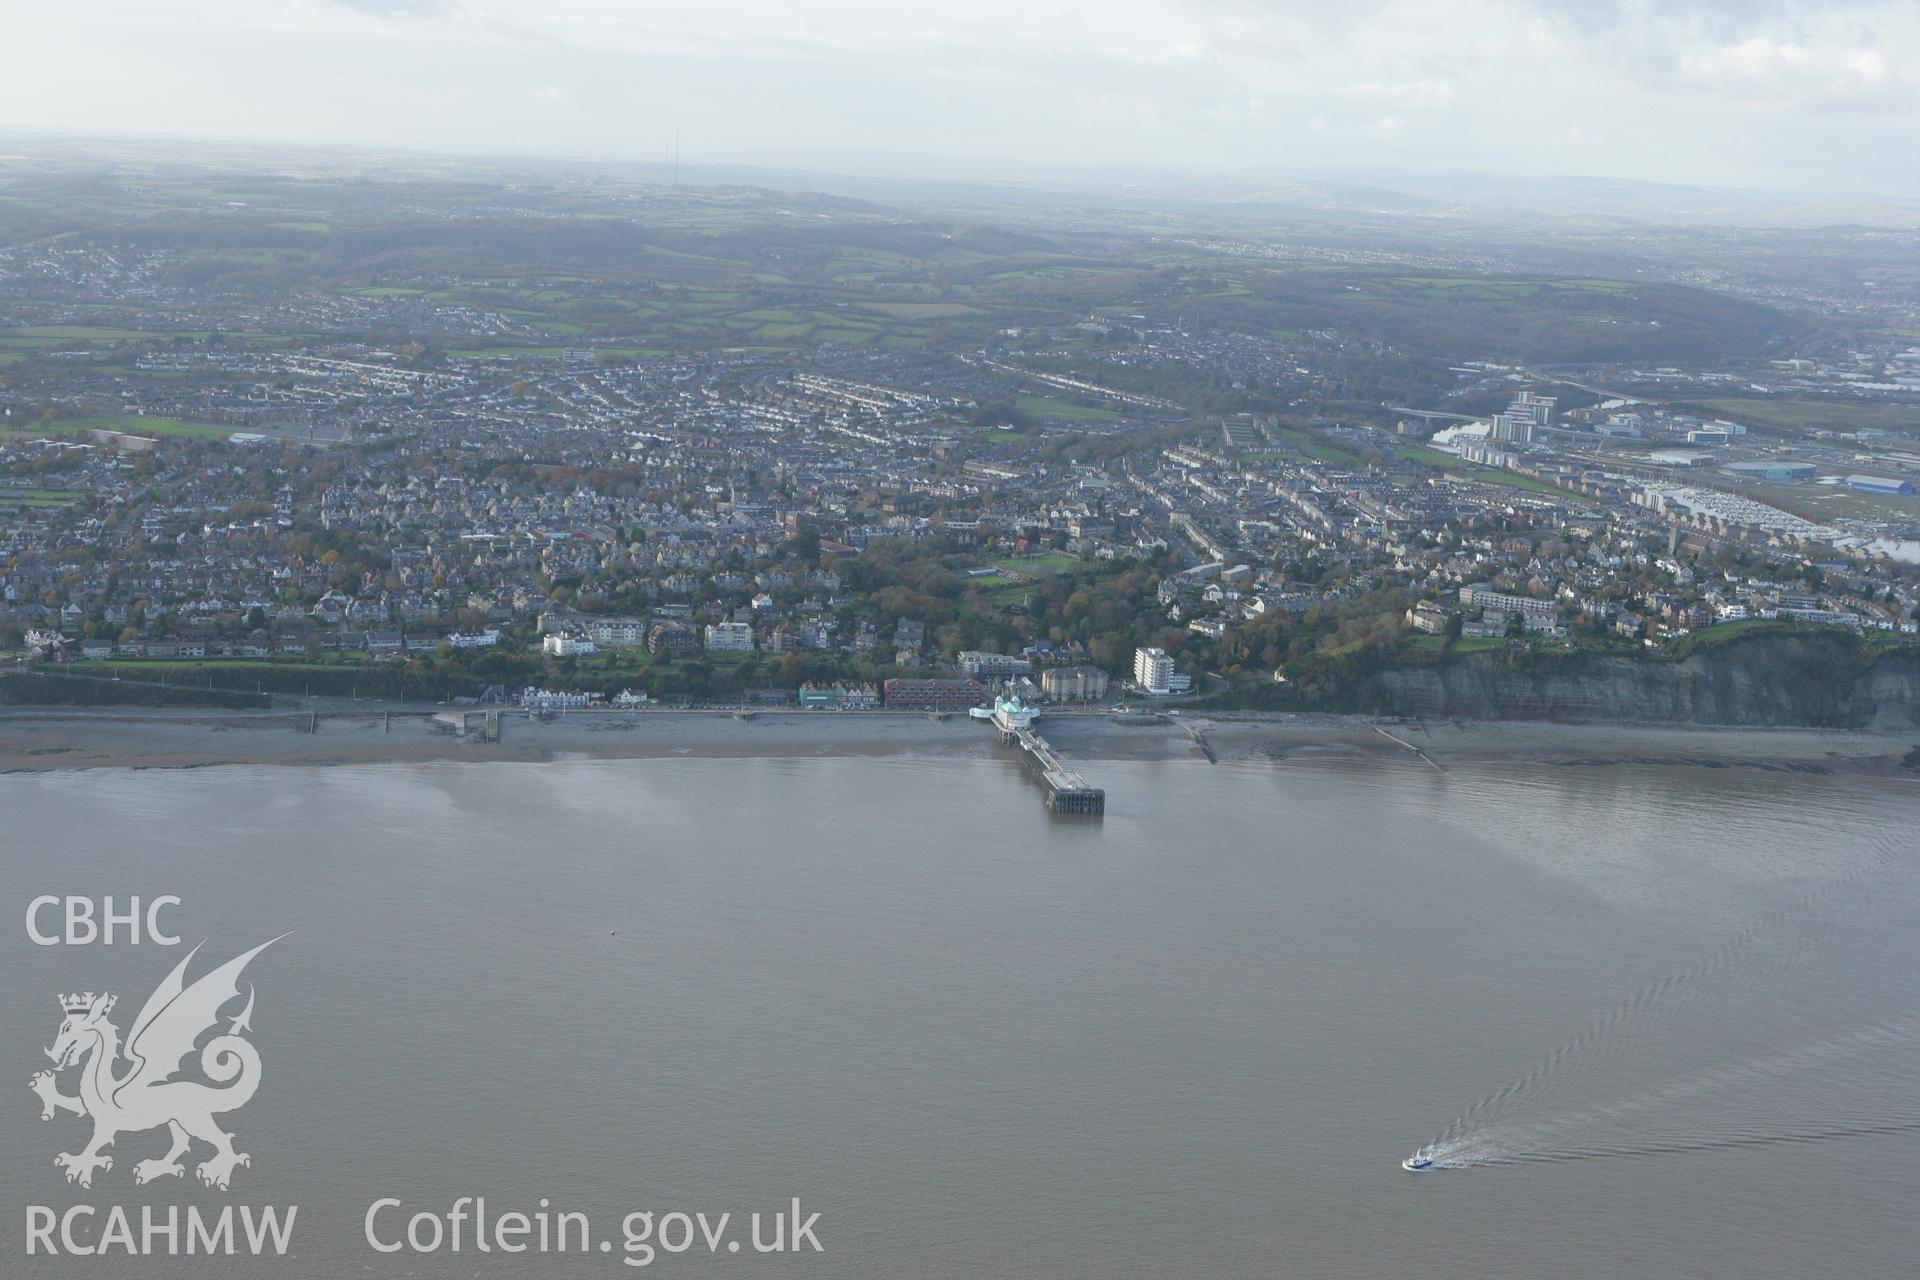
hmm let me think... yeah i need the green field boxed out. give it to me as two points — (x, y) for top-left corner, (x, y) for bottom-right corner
(84, 659), (333, 672)
(373, 267), (955, 352)
(53, 415), (235, 439)
(1679, 619), (1780, 643)
(1459, 469), (1582, 498)
(1014, 394), (1119, 422)
(450, 346), (572, 358)
(1406, 634), (1507, 653)
(448, 346), (669, 359)
(0, 488), (83, 507)
(1682, 397), (1920, 435)
(1394, 448), (1593, 500)
(1389, 276), (1631, 302)
(860, 302), (984, 319)
(990, 552), (1081, 575)
(1665, 620), (1800, 656)
(1279, 427), (1362, 465)
(0, 325), (163, 344)
(978, 582), (1040, 611)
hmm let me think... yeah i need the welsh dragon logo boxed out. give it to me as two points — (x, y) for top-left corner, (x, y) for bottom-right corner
(29, 938), (282, 1190)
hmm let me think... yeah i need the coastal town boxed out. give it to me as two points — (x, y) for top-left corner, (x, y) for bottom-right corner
(3, 155), (1918, 716)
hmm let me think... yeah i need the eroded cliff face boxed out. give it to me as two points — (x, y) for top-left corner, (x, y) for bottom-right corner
(1368, 634), (1920, 729)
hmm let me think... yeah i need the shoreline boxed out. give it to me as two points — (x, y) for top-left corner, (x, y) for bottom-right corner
(1, 706), (1914, 780)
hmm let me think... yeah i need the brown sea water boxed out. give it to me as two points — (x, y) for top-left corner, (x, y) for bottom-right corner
(2, 754), (1915, 1277)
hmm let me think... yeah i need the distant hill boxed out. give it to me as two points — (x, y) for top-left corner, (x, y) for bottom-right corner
(1179, 268), (1805, 365)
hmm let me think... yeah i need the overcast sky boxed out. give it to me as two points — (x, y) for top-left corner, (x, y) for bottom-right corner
(6, 0), (1917, 196)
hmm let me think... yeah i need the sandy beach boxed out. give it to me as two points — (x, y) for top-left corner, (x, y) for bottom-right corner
(1, 705), (1913, 779)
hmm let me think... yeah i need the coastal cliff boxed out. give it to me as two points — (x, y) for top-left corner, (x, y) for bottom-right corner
(1368, 631), (1920, 729)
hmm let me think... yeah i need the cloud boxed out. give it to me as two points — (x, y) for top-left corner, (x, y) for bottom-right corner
(0, 0), (1915, 195)
(1308, 111), (1412, 142)
(1181, 0), (1396, 36)
(1678, 36), (1907, 107)
(1526, 0), (1906, 36)
(1343, 79), (1456, 107)
(326, 0), (448, 15)
(1073, 91), (1168, 133)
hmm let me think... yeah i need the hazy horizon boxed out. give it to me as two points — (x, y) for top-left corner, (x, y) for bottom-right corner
(6, 0), (1919, 200)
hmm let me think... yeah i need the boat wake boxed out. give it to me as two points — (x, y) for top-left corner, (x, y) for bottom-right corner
(1431, 870), (1866, 1149)
(1415, 1116), (1920, 1171)
(1409, 838), (1916, 1174)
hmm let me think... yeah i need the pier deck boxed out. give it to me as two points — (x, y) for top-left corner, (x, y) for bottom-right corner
(998, 724), (1105, 815)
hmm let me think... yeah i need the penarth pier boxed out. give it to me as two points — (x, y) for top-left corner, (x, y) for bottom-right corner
(970, 695), (1106, 815)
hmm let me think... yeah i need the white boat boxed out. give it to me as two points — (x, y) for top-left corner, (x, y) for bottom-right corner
(1402, 1152), (1436, 1171)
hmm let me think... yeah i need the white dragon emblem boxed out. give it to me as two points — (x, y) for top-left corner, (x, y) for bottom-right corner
(29, 938), (282, 1190)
